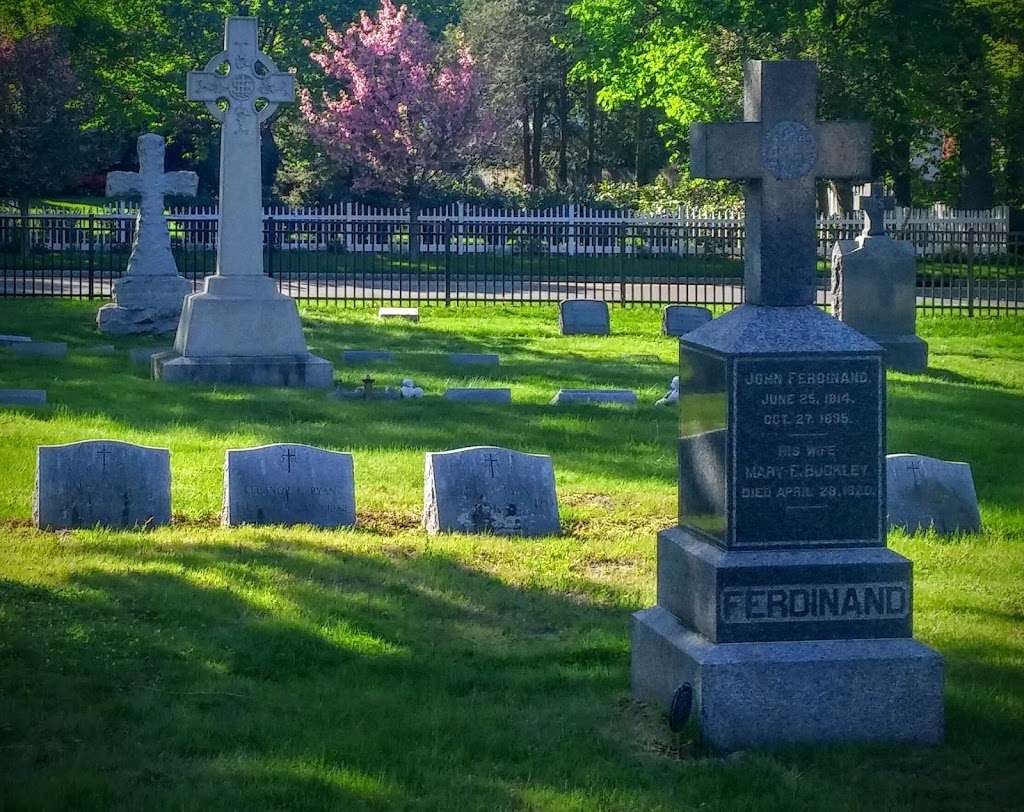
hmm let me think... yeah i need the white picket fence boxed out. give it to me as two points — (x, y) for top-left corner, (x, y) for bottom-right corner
(1, 201), (1012, 258)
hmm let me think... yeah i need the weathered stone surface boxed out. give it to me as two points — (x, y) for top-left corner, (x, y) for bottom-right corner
(33, 439), (171, 530)
(162, 17), (332, 388)
(343, 350), (394, 364)
(0, 389), (46, 405)
(223, 443), (355, 528)
(690, 61), (871, 305)
(0, 335), (31, 345)
(9, 341), (67, 359)
(379, 307), (419, 321)
(128, 346), (173, 365)
(424, 446), (560, 536)
(662, 305), (713, 337)
(550, 389), (637, 406)
(631, 606), (944, 752)
(449, 352), (499, 366)
(886, 453), (981, 535)
(443, 388), (512, 403)
(559, 299), (609, 336)
(99, 133), (198, 336)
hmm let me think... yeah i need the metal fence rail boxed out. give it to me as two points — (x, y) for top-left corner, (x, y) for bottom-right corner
(1, 215), (1021, 315)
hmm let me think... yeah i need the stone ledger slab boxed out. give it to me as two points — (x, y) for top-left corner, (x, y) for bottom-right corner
(129, 346), (173, 365)
(379, 307), (419, 322)
(9, 342), (67, 359)
(0, 389), (47, 405)
(449, 352), (499, 366)
(662, 305), (713, 337)
(424, 446), (560, 536)
(559, 299), (610, 336)
(443, 388), (512, 403)
(632, 606), (943, 752)
(550, 389), (637, 406)
(886, 453), (981, 534)
(223, 443), (355, 528)
(34, 439), (171, 530)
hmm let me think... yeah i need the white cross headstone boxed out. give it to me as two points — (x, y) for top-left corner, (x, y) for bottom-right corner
(186, 16), (294, 277)
(106, 133), (198, 276)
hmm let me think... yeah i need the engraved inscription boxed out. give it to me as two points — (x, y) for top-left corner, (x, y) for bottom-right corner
(732, 356), (882, 547)
(720, 582), (909, 624)
(761, 121), (817, 181)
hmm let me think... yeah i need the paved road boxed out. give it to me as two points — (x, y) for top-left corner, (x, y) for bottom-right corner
(1, 273), (1020, 310)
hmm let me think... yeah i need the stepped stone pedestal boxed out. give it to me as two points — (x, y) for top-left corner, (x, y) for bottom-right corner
(632, 60), (943, 752)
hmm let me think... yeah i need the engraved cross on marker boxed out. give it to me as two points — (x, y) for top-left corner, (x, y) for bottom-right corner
(858, 181), (896, 238)
(484, 453), (500, 478)
(97, 447), (112, 472)
(690, 60), (871, 305)
(186, 17), (294, 278)
(907, 459), (923, 486)
(282, 448), (297, 473)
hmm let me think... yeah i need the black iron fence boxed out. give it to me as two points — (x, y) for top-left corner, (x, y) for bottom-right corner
(1, 213), (1021, 315)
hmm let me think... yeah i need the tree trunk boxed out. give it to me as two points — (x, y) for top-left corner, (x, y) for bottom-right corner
(634, 101), (643, 184)
(586, 81), (597, 185)
(959, 95), (994, 210)
(557, 76), (569, 188)
(892, 137), (913, 207)
(521, 101), (532, 186)
(531, 91), (546, 188)
(830, 181), (854, 215)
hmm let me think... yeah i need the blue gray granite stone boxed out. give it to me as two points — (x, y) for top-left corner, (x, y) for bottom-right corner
(632, 606), (943, 752)
(9, 341), (67, 359)
(449, 352), (499, 366)
(424, 446), (560, 536)
(558, 299), (610, 336)
(154, 352), (334, 388)
(550, 389), (637, 406)
(662, 305), (713, 337)
(34, 439), (171, 530)
(223, 443), (355, 528)
(886, 453), (981, 535)
(443, 388), (512, 403)
(129, 347), (173, 365)
(0, 389), (46, 406)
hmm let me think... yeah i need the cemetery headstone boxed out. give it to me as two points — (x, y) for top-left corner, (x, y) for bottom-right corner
(886, 453), (981, 535)
(223, 443), (356, 528)
(34, 439), (171, 530)
(550, 389), (637, 406)
(424, 446), (560, 536)
(10, 341), (67, 359)
(831, 183), (928, 372)
(153, 16), (333, 388)
(0, 335), (32, 345)
(343, 350), (394, 364)
(129, 346), (173, 365)
(662, 305), (713, 337)
(631, 60), (943, 752)
(443, 388), (512, 404)
(559, 299), (610, 336)
(0, 389), (46, 406)
(98, 133), (197, 335)
(379, 307), (420, 322)
(449, 352), (499, 366)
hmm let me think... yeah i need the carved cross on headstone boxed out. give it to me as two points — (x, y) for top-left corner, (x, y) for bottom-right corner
(97, 447), (112, 472)
(858, 181), (896, 238)
(485, 454), (500, 478)
(186, 16), (294, 277)
(690, 60), (872, 306)
(106, 134), (198, 276)
(282, 448), (297, 473)
(907, 459), (923, 486)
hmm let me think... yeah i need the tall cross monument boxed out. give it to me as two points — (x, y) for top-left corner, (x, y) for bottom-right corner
(154, 16), (334, 388)
(631, 60), (943, 752)
(97, 133), (197, 335)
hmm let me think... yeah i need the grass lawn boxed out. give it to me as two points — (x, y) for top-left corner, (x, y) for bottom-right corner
(1, 301), (1023, 810)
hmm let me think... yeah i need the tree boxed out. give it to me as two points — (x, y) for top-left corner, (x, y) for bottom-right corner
(301, 0), (487, 252)
(0, 27), (92, 246)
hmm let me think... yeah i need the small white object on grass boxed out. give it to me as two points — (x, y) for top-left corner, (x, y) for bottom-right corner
(656, 376), (680, 406)
(401, 378), (424, 398)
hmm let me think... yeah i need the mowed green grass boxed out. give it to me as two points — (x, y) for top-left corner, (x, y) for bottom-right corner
(0, 300), (1022, 811)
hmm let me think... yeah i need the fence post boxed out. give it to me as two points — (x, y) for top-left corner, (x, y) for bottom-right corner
(87, 213), (95, 300)
(444, 219), (452, 306)
(619, 223), (627, 305)
(266, 216), (275, 280)
(966, 226), (975, 317)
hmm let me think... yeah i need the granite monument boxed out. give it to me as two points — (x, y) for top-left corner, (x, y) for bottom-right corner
(887, 453), (981, 535)
(662, 305), (713, 337)
(559, 299), (610, 336)
(631, 60), (943, 751)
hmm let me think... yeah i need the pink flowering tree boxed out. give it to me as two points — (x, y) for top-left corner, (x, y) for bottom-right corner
(301, 1), (488, 254)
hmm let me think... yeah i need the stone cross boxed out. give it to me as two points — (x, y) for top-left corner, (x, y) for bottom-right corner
(106, 134), (198, 276)
(690, 60), (872, 306)
(186, 16), (294, 277)
(858, 181), (896, 238)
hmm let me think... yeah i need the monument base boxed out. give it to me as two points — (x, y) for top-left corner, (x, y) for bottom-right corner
(96, 275), (191, 335)
(870, 334), (929, 374)
(632, 606), (944, 752)
(153, 351), (334, 388)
